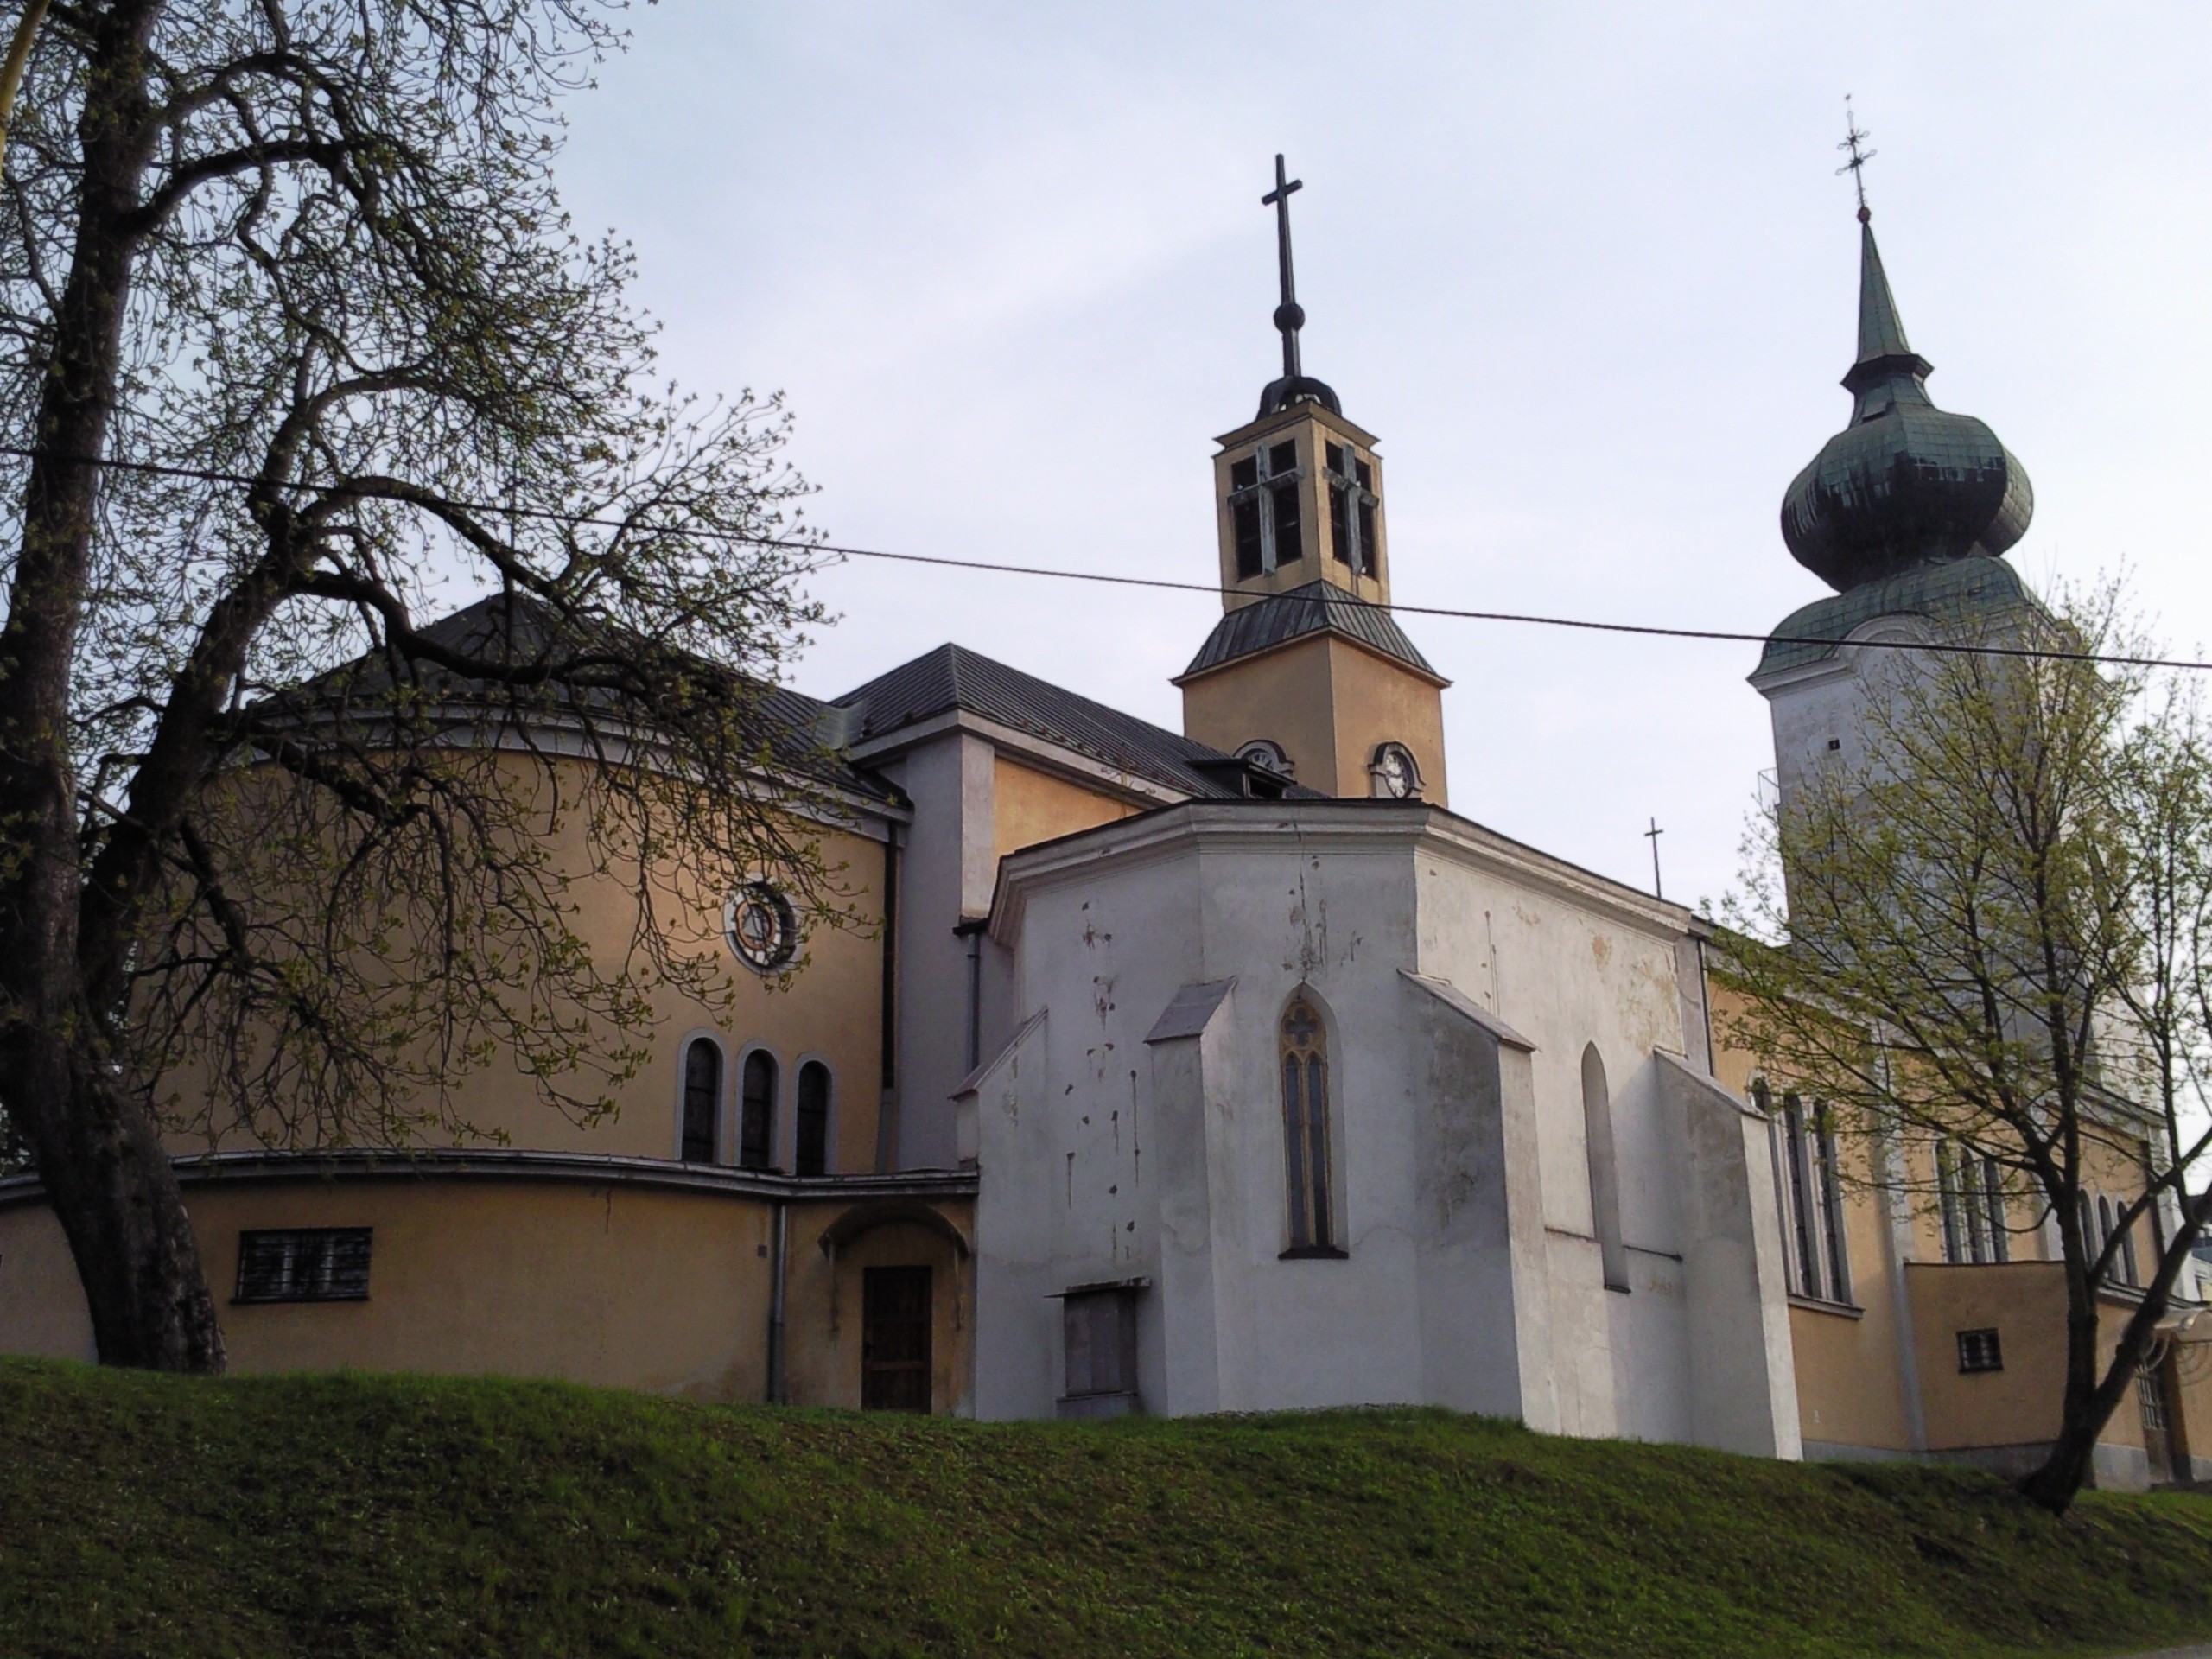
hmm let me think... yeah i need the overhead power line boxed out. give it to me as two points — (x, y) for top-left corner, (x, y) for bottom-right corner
(3, 442), (2205, 674)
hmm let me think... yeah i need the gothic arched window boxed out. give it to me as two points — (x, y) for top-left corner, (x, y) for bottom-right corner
(680, 1039), (721, 1165)
(796, 1060), (831, 1178)
(1280, 997), (1335, 1253)
(740, 1050), (778, 1171)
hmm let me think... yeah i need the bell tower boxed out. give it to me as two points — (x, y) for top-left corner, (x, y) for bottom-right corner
(1179, 156), (1449, 805)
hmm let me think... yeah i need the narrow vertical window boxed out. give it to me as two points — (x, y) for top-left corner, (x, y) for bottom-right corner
(1268, 439), (1303, 566)
(795, 1061), (831, 1178)
(681, 1039), (721, 1165)
(741, 1050), (778, 1171)
(1980, 1155), (2008, 1264)
(1814, 1109), (1850, 1301)
(1327, 442), (1353, 567)
(1937, 1139), (1964, 1264)
(2119, 1205), (2139, 1286)
(1353, 457), (1378, 577)
(1783, 1095), (1819, 1294)
(1230, 455), (1262, 578)
(1581, 1045), (1629, 1293)
(1280, 997), (1335, 1253)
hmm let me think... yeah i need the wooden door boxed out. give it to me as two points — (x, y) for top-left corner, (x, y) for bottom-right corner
(861, 1266), (932, 1413)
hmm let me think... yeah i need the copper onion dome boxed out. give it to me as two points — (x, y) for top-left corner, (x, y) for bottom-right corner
(1780, 215), (2032, 593)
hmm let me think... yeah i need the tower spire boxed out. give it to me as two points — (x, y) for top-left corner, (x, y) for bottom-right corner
(1253, 154), (1339, 417)
(1262, 154), (1306, 382)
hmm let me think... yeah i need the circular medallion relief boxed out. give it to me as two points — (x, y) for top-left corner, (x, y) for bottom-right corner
(724, 883), (799, 973)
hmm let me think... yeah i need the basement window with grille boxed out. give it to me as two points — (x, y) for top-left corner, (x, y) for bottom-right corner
(1956, 1327), (2003, 1374)
(234, 1228), (372, 1303)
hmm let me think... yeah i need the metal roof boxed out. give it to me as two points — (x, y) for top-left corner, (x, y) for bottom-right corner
(1754, 556), (2044, 679)
(1178, 580), (1442, 683)
(835, 643), (1321, 800)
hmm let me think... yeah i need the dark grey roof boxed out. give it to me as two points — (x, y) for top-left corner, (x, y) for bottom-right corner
(266, 594), (899, 805)
(1178, 581), (1443, 683)
(834, 644), (1323, 801)
(1754, 556), (2047, 679)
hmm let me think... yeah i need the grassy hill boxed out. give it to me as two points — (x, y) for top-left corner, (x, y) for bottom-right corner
(2, 1360), (2209, 1657)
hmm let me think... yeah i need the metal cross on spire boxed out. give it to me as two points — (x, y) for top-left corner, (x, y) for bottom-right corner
(1262, 153), (1306, 381)
(1643, 817), (1665, 901)
(1836, 96), (1876, 224)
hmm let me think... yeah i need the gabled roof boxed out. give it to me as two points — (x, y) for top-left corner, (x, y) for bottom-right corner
(834, 643), (1320, 801)
(1176, 580), (1444, 684)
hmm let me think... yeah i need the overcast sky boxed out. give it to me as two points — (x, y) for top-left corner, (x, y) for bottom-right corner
(553, 3), (2212, 912)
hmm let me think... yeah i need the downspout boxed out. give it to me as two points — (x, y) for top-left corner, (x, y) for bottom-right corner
(1694, 933), (1716, 1075)
(957, 918), (988, 1074)
(874, 828), (901, 1173)
(766, 1198), (790, 1404)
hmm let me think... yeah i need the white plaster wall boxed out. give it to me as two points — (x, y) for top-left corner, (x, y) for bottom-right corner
(971, 804), (1796, 1452)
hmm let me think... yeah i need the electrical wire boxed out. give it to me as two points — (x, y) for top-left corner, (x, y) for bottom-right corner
(3, 442), (2204, 672)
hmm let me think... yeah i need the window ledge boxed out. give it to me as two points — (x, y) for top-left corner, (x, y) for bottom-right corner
(1279, 1245), (1350, 1261)
(1788, 1294), (1864, 1319)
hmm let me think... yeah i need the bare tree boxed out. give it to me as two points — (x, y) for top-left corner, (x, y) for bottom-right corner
(0, 2), (842, 1372)
(1719, 588), (2212, 1513)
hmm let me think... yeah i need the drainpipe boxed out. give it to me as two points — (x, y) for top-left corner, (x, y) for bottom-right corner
(766, 1199), (790, 1404)
(956, 918), (988, 1074)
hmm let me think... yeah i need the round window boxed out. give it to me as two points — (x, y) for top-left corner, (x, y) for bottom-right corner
(724, 883), (799, 972)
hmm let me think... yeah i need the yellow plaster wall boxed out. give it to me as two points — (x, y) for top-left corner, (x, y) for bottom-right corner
(2170, 1332), (2212, 1474)
(0, 1203), (94, 1361)
(2, 1181), (976, 1411)
(1181, 635), (1343, 793)
(164, 753), (890, 1175)
(1322, 637), (1449, 810)
(991, 758), (1137, 865)
(1179, 636), (1446, 808)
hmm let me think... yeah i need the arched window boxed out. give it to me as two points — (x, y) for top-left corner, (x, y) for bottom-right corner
(1580, 1045), (1628, 1293)
(680, 1039), (721, 1165)
(740, 1051), (778, 1171)
(1280, 997), (1335, 1253)
(796, 1061), (831, 1178)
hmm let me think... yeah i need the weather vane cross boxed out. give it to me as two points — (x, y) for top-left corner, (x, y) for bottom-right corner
(1262, 153), (1306, 380)
(1836, 96), (1876, 223)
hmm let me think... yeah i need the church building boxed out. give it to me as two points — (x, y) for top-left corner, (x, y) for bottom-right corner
(3, 154), (2204, 1482)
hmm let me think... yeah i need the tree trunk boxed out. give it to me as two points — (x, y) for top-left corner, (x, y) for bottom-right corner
(3, 1033), (226, 1370)
(2020, 1255), (2171, 1513)
(0, 0), (222, 1371)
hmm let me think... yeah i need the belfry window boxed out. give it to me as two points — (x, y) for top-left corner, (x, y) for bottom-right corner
(1280, 996), (1338, 1255)
(681, 1039), (721, 1164)
(795, 1060), (831, 1178)
(1229, 440), (1304, 579)
(1325, 442), (1378, 577)
(740, 1050), (778, 1171)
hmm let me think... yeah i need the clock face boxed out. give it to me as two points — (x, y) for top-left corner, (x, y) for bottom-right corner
(1371, 743), (1417, 799)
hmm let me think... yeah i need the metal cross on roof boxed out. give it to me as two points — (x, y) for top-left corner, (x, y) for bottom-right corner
(1836, 97), (1877, 224)
(1262, 153), (1306, 380)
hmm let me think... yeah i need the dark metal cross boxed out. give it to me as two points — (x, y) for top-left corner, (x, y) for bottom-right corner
(1644, 817), (1665, 901)
(1835, 97), (1876, 224)
(1262, 153), (1306, 379)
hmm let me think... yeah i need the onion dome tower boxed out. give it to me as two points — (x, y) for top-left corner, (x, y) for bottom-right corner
(1177, 156), (1450, 806)
(1752, 108), (2047, 830)
(1778, 166), (2032, 593)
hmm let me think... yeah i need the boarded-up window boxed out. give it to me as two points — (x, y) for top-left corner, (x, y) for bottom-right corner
(1957, 1328), (2003, 1373)
(235, 1229), (372, 1303)
(861, 1265), (931, 1413)
(1062, 1288), (1138, 1399)
(741, 1050), (777, 1171)
(1281, 997), (1335, 1253)
(682, 1039), (721, 1164)
(795, 1061), (831, 1178)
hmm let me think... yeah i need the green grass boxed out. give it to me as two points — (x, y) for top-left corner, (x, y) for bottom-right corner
(2, 1360), (2209, 1657)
